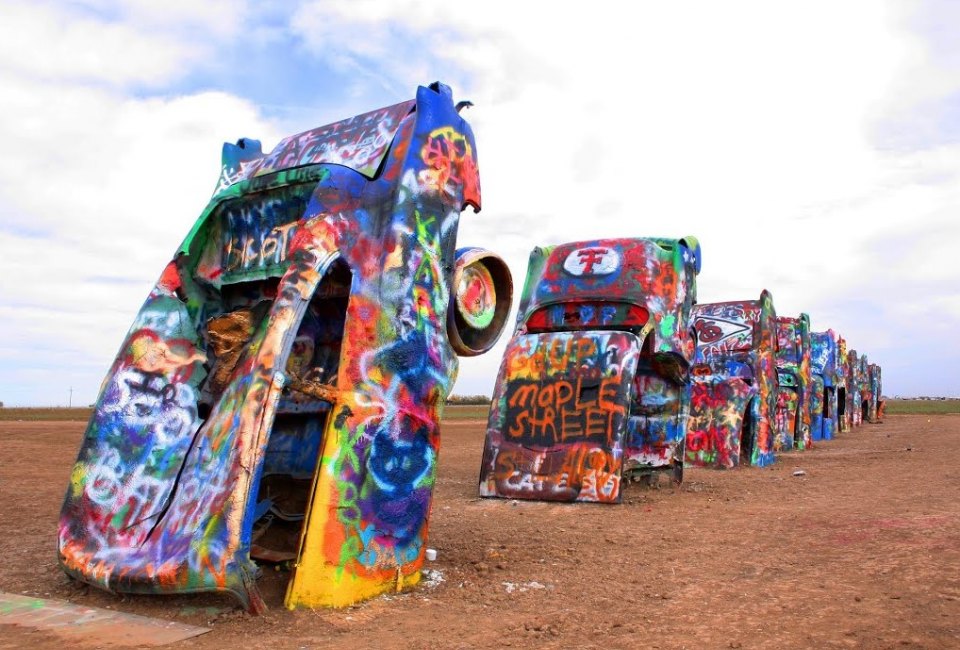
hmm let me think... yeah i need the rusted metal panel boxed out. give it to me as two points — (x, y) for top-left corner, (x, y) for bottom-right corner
(0, 592), (210, 646)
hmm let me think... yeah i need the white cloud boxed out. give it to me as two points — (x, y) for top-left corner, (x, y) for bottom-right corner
(0, 3), (282, 405)
(110, 0), (250, 38)
(2, 0), (960, 402)
(294, 0), (960, 396)
(0, 1), (204, 86)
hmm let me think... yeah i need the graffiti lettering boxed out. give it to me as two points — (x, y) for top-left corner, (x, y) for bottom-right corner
(577, 248), (608, 274)
(487, 444), (622, 503)
(505, 375), (626, 447)
(221, 196), (303, 275)
(418, 126), (479, 203)
(562, 247), (620, 276)
(225, 222), (298, 272)
(506, 336), (600, 378)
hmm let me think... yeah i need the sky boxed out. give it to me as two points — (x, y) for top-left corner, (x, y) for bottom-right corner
(1, 0), (958, 406)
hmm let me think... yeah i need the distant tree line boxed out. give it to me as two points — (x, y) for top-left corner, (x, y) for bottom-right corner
(447, 394), (491, 405)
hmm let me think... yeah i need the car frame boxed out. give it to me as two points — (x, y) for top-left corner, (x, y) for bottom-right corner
(835, 335), (850, 432)
(775, 314), (813, 450)
(868, 363), (884, 423)
(58, 82), (513, 612)
(810, 329), (839, 441)
(686, 289), (779, 468)
(479, 236), (701, 503)
(846, 349), (863, 427)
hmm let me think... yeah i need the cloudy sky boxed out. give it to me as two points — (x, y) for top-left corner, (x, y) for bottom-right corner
(1, 0), (958, 406)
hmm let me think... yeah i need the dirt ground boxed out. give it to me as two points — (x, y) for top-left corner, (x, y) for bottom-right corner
(1, 414), (958, 649)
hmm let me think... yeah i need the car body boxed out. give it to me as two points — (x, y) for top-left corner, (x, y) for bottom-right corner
(846, 349), (863, 427)
(479, 236), (701, 503)
(686, 290), (779, 468)
(835, 335), (850, 432)
(58, 83), (513, 612)
(810, 329), (839, 441)
(775, 314), (813, 450)
(868, 364), (884, 422)
(858, 354), (872, 423)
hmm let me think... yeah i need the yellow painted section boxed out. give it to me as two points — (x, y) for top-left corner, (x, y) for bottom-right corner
(286, 561), (422, 609)
(69, 463), (87, 498)
(284, 391), (424, 609)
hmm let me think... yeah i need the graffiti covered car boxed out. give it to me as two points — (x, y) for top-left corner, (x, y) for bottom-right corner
(810, 329), (839, 441)
(686, 290), (779, 469)
(58, 82), (513, 612)
(775, 314), (813, 450)
(858, 354), (872, 424)
(847, 349), (863, 427)
(868, 363), (884, 422)
(835, 335), (850, 432)
(479, 236), (701, 503)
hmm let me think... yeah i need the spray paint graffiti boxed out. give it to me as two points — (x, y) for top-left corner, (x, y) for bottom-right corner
(810, 330), (839, 441)
(828, 337), (881, 430)
(216, 101), (415, 191)
(686, 377), (753, 469)
(479, 331), (638, 503)
(835, 335), (850, 432)
(480, 237), (701, 502)
(59, 83), (513, 612)
(847, 349), (863, 428)
(868, 364), (884, 422)
(775, 314), (813, 450)
(858, 354), (872, 424)
(687, 290), (779, 468)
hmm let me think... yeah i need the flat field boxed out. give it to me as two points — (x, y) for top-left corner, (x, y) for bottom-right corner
(885, 399), (960, 415)
(1, 414), (958, 649)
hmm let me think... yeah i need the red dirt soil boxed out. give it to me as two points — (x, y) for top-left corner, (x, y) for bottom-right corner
(1, 415), (958, 649)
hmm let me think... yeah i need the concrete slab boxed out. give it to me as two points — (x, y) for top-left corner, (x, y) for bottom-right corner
(0, 592), (211, 647)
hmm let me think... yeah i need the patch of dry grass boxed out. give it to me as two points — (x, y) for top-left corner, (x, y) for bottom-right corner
(442, 404), (490, 420)
(0, 407), (94, 421)
(885, 399), (960, 415)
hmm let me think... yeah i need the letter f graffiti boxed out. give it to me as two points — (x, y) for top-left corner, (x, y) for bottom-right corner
(577, 248), (609, 274)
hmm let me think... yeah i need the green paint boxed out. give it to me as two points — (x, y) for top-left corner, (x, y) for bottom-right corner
(0, 596), (46, 615)
(659, 314), (677, 338)
(110, 503), (130, 528)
